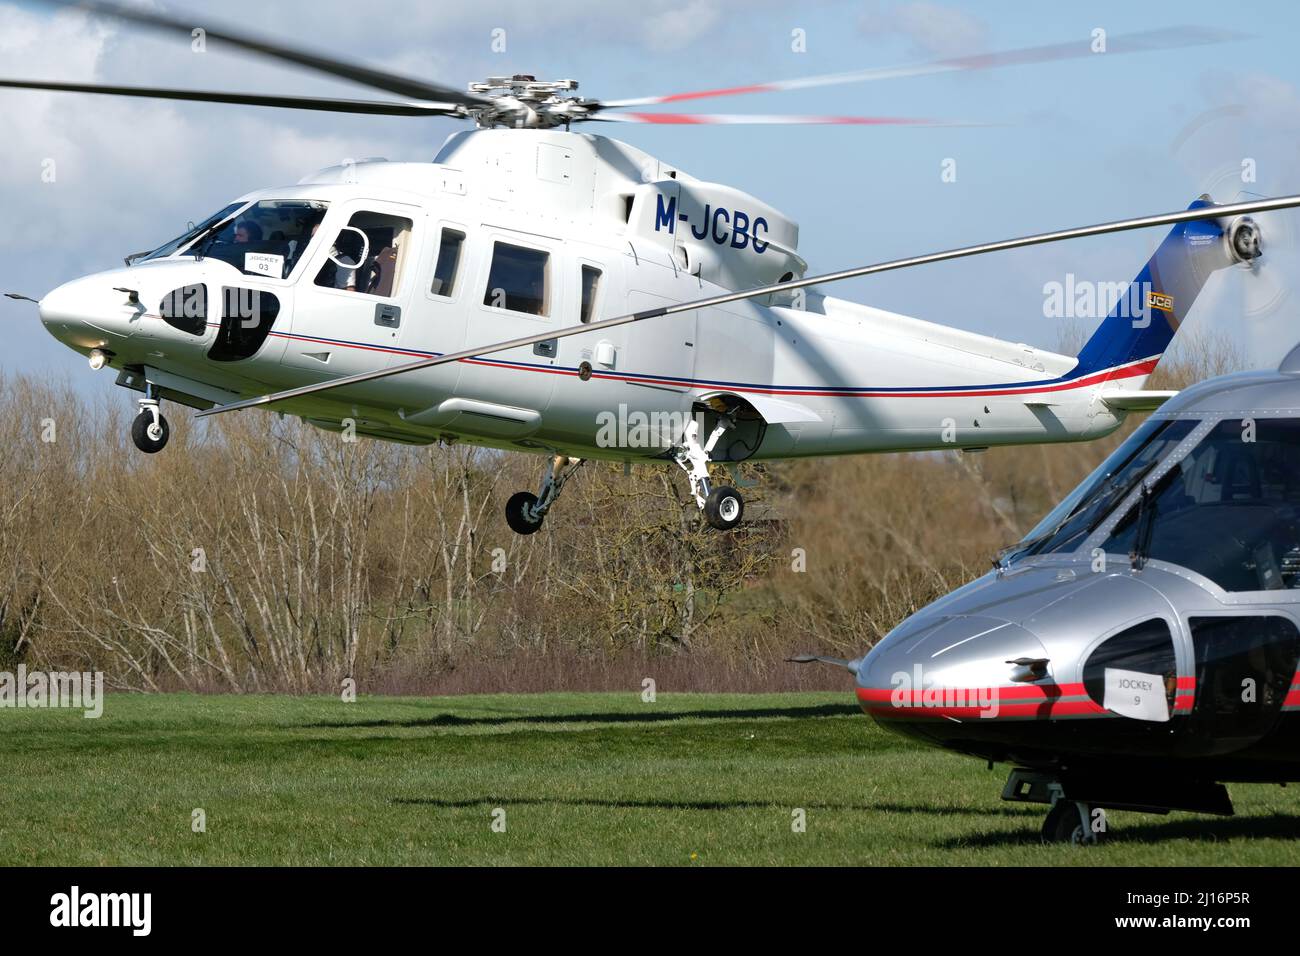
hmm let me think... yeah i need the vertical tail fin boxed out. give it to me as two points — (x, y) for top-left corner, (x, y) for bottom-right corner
(1072, 196), (1256, 385)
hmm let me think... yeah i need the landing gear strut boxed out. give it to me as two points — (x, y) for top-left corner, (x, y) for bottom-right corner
(505, 455), (584, 535)
(674, 416), (744, 530)
(131, 383), (169, 454)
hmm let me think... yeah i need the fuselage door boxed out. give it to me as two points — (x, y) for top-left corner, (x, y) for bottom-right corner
(280, 200), (422, 378)
(1181, 615), (1300, 756)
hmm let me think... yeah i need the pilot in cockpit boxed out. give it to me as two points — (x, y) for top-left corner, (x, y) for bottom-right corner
(233, 221), (263, 244)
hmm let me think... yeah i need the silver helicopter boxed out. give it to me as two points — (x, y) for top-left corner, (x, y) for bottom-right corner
(799, 344), (1300, 843)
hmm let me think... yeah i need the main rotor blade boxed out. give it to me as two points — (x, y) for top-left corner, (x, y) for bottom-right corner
(195, 193), (1300, 420)
(0, 78), (464, 116)
(34, 0), (488, 108)
(598, 26), (1243, 109)
(586, 113), (976, 126)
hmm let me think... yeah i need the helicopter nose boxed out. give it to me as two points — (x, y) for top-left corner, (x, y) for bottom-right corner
(855, 615), (1055, 721)
(39, 275), (142, 347)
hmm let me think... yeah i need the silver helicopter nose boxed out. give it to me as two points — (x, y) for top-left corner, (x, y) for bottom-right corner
(39, 274), (143, 349)
(855, 614), (1057, 723)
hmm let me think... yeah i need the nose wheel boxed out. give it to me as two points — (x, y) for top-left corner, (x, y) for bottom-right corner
(1041, 799), (1101, 845)
(505, 455), (584, 535)
(131, 388), (170, 454)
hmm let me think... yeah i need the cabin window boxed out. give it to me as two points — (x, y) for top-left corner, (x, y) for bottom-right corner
(1082, 619), (1178, 721)
(483, 242), (549, 316)
(430, 228), (465, 297)
(158, 284), (207, 336)
(208, 288), (279, 362)
(580, 265), (601, 323)
(1102, 419), (1300, 591)
(315, 210), (413, 297)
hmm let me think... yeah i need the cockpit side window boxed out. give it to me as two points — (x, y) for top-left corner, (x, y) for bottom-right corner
(315, 211), (414, 297)
(1102, 418), (1300, 591)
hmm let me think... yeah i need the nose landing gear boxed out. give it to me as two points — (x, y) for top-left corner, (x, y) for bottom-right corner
(131, 384), (170, 454)
(505, 455), (585, 535)
(1041, 798), (1101, 845)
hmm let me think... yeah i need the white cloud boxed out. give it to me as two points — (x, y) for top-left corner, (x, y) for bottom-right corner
(859, 1), (987, 58)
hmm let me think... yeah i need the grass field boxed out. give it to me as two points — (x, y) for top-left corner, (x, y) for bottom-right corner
(1, 691), (1297, 865)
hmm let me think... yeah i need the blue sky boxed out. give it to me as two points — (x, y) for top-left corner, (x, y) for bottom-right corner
(3, 0), (1300, 401)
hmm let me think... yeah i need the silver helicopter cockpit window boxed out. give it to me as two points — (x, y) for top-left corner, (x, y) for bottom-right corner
(177, 200), (330, 280)
(1101, 418), (1300, 592)
(1001, 417), (1198, 564)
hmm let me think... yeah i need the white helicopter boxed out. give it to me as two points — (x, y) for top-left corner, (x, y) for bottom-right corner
(8, 3), (1300, 535)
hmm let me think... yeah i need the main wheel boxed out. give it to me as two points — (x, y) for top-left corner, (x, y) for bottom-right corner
(505, 491), (544, 535)
(1041, 800), (1099, 845)
(703, 486), (744, 530)
(131, 409), (170, 454)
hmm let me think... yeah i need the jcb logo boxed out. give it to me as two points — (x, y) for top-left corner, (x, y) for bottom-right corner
(1146, 290), (1174, 313)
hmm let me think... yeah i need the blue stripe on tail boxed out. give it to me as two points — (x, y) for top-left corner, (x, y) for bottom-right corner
(1073, 197), (1236, 378)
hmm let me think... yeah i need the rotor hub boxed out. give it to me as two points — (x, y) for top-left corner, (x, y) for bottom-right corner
(466, 76), (595, 128)
(1229, 216), (1263, 263)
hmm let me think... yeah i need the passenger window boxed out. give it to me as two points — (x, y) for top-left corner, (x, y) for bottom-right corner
(580, 265), (601, 323)
(430, 229), (465, 297)
(315, 211), (413, 297)
(483, 242), (548, 316)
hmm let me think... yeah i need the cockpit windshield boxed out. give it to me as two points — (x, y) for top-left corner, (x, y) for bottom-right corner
(1003, 417), (1197, 563)
(1101, 418), (1300, 591)
(129, 202), (245, 265)
(130, 200), (329, 280)
(1007, 415), (1300, 591)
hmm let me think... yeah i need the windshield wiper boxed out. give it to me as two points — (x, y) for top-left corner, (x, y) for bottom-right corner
(1129, 485), (1157, 570)
(993, 457), (1164, 570)
(1080, 457), (1162, 540)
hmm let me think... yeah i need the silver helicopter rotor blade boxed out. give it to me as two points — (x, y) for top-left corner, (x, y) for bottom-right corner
(195, 193), (1300, 420)
(0, 78), (465, 116)
(31, 0), (490, 108)
(585, 112), (981, 126)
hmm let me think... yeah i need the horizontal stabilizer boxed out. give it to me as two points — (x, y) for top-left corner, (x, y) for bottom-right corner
(1099, 389), (1178, 412)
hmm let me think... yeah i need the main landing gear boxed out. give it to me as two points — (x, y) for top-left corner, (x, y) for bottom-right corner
(505, 455), (585, 535)
(674, 416), (744, 531)
(131, 383), (170, 454)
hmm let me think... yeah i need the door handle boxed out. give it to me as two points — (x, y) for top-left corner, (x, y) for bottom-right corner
(374, 304), (401, 328)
